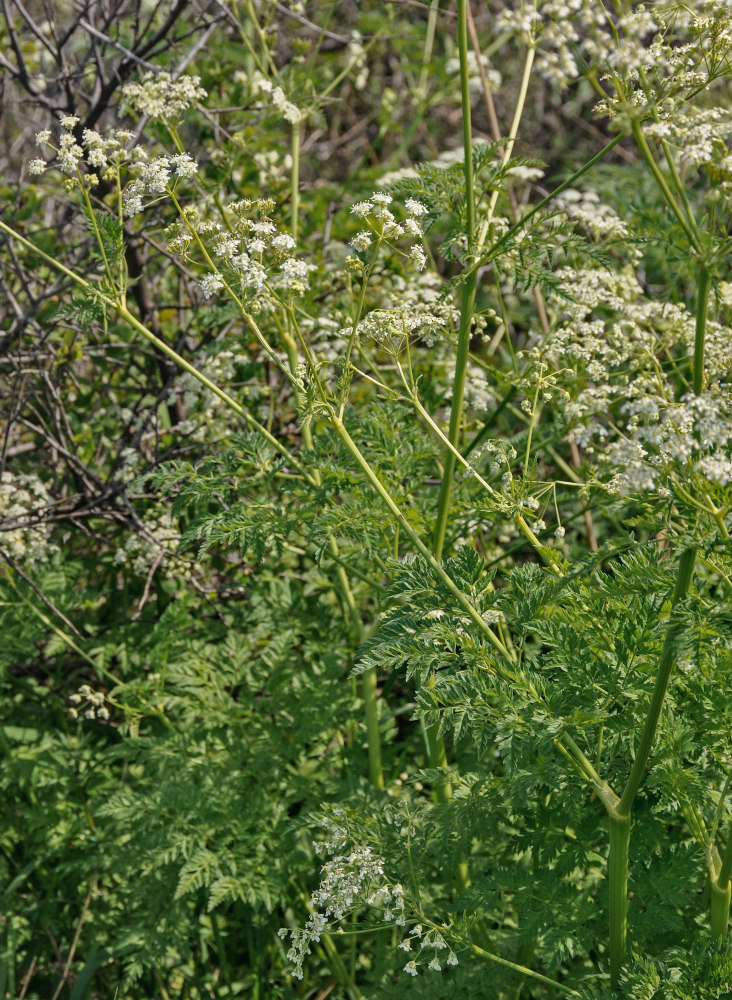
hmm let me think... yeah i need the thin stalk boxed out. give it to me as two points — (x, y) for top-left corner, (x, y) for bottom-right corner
(331, 416), (511, 660)
(478, 43), (536, 250)
(431, 0), (476, 562)
(629, 120), (702, 254)
(694, 263), (710, 395)
(284, 335), (383, 790)
(419, 0), (441, 97)
(291, 123), (300, 241)
(472, 132), (626, 273)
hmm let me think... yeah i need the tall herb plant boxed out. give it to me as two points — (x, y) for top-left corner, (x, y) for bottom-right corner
(1, 1), (732, 997)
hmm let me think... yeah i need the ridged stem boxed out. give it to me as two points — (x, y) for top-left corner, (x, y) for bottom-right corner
(608, 811), (631, 990)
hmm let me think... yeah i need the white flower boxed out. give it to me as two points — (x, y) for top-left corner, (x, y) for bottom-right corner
(447, 951), (458, 966)
(122, 72), (207, 120)
(405, 198), (427, 216)
(60, 115), (79, 129)
(272, 233), (296, 252)
(404, 960), (418, 976)
(170, 152), (198, 178)
(272, 86), (304, 124)
(350, 200), (372, 217)
(428, 957), (442, 971)
(351, 232), (372, 251)
(554, 526), (566, 539)
(213, 236), (240, 257)
(35, 130), (52, 146)
(409, 245), (427, 270)
(27, 159), (46, 176)
(200, 273), (225, 297)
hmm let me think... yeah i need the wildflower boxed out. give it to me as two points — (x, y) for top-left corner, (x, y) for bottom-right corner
(271, 233), (296, 252)
(428, 957), (442, 971)
(271, 86), (305, 124)
(122, 71), (207, 120)
(27, 159), (46, 176)
(405, 198), (427, 216)
(35, 130), (52, 146)
(60, 115), (79, 129)
(409, 246), (427, 270)
(554, 526), (566, 539)
(213, 236), (240, 257)
(404, 960), (418, 976)
(351, 232), (372, 251)
(200, 273), (225, 297)
(350, 201), (372, 217)
(447, 951), (458, 966)
(170, 152), (198, 178)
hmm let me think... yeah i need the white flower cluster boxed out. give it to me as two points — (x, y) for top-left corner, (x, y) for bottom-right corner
(69, 684), (110, 721)
(250, 73), (305, 124)
(347, 31), (369, 91)
(496, 0), (732, 96)
(0, 471), (58, 568)
(342, 305), (449, 355)
(604, 389), (732, 496)
(282, 842), (392, 979)
(554, 188), (629, 240)
(349, 193), (428, 270)
(121, 72), (207, 121)
(168, 199), (312, 301)
(398, 924), (459, 976)
(30, 120), (198, 209)
(113, 511), (181, 576)
(124, 150), (198, 217)
(544, 266), (732, 498)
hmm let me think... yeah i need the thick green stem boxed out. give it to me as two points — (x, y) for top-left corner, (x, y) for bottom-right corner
(604, 546), (697, 984)
(711, 826), (732, 938)
(608, 811), (631, 989)
(711, 880), (732, 939)
(618, 547), (697, 816)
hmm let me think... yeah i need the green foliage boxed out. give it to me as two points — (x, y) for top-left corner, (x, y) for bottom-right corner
(2, 1), (732, 998)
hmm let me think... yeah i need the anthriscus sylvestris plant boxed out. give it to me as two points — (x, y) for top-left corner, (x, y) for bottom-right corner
(1, 0), (732, 996)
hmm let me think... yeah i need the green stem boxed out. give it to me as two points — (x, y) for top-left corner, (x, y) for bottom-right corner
(712, 822), (732, 938)
(419, 0), (441, 97)
(431, 0), (476, 563)
(283, 334), (384, 790)
(291, 123), (300, 241)
(331, 417), (510, 660)
(629, 119), (702, 254)
(694, 263), (710, 395)
(711, 880), (731, 939)
(608, 811), (631, 990)
(617, 547), (697, 816)
(606, 546), (697, 984)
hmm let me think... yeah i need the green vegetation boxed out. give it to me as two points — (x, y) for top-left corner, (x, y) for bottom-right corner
(1, 2), (732, 997)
